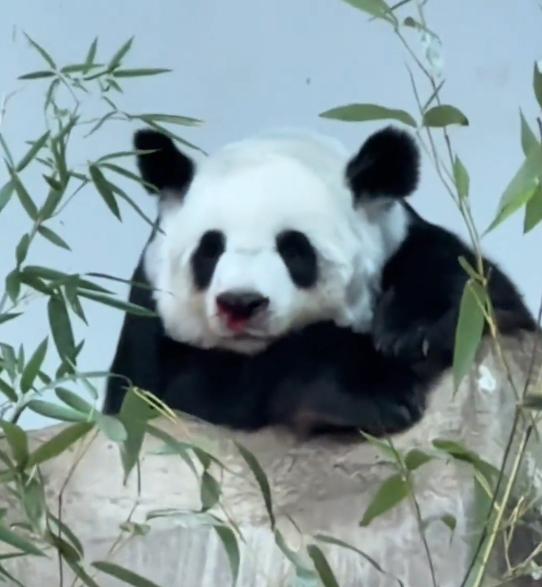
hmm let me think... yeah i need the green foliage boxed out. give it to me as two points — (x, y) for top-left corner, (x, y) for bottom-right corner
(534, 62), (542, 109)
(340, 0), (397, 25)
(320, 103), (416, 127)
(452, 280), (487, 391)
(93, 561), (162, 587)
(307, 544), (341, 587)
(213, 525), (241, 584)
(359, 473), (410, 526)
(1, 8), (541, 587)
(486, 143), (542, 233)
(422, 104), (469, 127)
(235, 441), (275, 529)
(453, 156), (470, 200)
(524, 184), (542, 232)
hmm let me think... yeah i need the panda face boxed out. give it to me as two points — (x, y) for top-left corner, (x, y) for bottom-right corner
(144, 143), (379, 354)
(136, 127), (416, 354)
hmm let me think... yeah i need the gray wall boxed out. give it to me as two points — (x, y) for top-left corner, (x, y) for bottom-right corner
(1, 0), (541, 430)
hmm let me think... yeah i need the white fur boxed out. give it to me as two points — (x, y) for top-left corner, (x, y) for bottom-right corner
(144, 130), (408, 353)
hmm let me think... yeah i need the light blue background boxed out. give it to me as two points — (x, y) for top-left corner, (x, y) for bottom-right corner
(1, 0), (541, 430)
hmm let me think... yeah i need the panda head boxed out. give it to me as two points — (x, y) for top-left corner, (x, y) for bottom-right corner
(136, 126), (419, 354)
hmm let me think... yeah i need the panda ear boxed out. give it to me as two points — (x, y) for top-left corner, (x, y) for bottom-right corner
(346, 126), (420, 203)
(134, 129), (194, 196)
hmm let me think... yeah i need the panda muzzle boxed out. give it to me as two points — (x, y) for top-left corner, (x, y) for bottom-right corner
(216, 291), (270, 331)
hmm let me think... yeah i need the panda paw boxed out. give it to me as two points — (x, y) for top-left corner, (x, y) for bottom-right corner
(372, 289), (431, 363)
(365, 387), (426, 436)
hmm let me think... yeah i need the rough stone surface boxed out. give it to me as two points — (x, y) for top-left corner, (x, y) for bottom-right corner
(2, 334), (541, 587)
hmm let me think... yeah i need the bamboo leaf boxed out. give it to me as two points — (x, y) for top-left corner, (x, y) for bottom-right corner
(274, 529), (318, 582)
(0, 524), (44, 556)
(0, 344), (17, 380)
(15, 234), (30, 266)
(84, 38), (98, 73)
(360, 473), (410, 526)
(27, 422), (93, 467)
(37, 225), (71, 250)
(423, 104), (469, 127)
(141, 119), (207, 154)
(235, 442), (275, 529)
(6, 269), (21, 303)
(320, 103), (416, 127)
(453, 156), (469, 200)
(20, 338), (48, 393)
(315, 534), (403, 585)
(77, 290), (155, 317)
(64, 559), (100, 587)
(200, 471), (221, 511)
(0, 422), (28, 467)
(113, 68), (172, 78)
(107, 37), (134, 71)
(534, 62), (542, 109)
(24, 33), (56, 68)
(453, 280), (486, 390)
(0, 379), (17, 402)
(520, 111), (539, 156)
(214, 526), (240, 584)
(16, 131), (50, 172)
(11, 171), (38, 220)
(92, 561), (161, 587)
(21, 477), (47, 535)
(0, 180), (14, 214)
(307, 544), (340, 587)
(0, 313), (22, 326)
(137, 113), (203, 127)
(485, 144), (542, 233)
(524, 184), (542, 233)
(64, 281), (87, 323)
(18, 70), (55, 80)
(441, 514), (457, 532)
(404, 448), (433, 471)
(27, 400), (89, 422)
(432, 439), (500, 484)
(48, 295), (75, 361)
(61, 63), (101, 74)
(40, 185), (65, 219)
(84, 111), (116, 137)
(118, 389), (156, 481)
(55, 388), (93, 414)
(89, 165), (121, 219)
(95, 414), (127, 442)
(109, 183), (156, 228)
(341, 0), (397, 24)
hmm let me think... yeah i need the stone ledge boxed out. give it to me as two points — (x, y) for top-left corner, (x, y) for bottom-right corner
(2, 334), (541, 586)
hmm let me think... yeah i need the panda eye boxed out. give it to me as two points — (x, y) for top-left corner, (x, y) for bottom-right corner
(191, 230), (225, 290)
(198, 230), (225, 259)
(276, 230), (318, 288)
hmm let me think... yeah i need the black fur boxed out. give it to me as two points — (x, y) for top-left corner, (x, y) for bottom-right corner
(134, 129), (194, 194)
(346, 127), (536, 371)
(104, 260), (425, 436)
(347, 126), (420, 200)
(191, 230), (226, 290)
(371, 206), (536, 373)
(276, 230), (318, 288)
(103, 126), (535, 437)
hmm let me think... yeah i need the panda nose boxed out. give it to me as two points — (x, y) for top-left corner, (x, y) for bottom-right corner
(216, 290), (270, 320)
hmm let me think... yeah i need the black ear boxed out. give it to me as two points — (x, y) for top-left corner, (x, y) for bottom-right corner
(134, 129), (194, 195)
(346, 126), (419, 202)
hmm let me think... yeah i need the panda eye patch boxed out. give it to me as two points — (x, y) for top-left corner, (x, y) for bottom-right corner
(191, 230), (225, 290)
(276, 230), (318, 288)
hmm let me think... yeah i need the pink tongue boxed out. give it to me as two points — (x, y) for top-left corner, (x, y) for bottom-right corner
(227, 317), (248, 333)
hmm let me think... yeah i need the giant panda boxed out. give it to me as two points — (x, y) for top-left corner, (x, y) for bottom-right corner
(103, 126), (535, 436)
